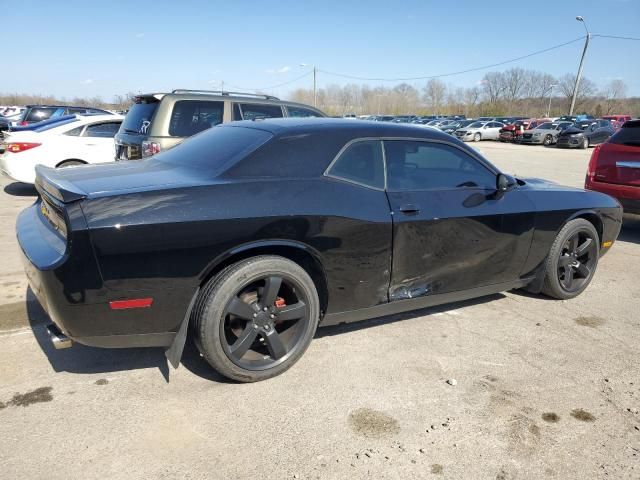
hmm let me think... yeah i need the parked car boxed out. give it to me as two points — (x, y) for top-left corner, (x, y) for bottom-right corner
(557, 120), (615, 149)
(441, 120), (475, 135)
(17, 118), (622, 382)
(17, 105), (113, 126)
(585, 120), (640, 214)
(0, 114), (123, 184)
(114, 89), (325, 160)
(454, 121), (505, 141)
(519, 122), (574, 146)
(602, 115), (632, 129)
(499, 119), (550, 143)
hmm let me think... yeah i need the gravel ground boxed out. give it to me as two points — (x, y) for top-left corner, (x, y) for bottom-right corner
(0, 142), (638, 480)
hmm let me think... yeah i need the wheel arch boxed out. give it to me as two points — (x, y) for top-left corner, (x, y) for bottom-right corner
(566, 209), (603, 244)
(55, 158), (87, 168)
(198, 240), (329, 316)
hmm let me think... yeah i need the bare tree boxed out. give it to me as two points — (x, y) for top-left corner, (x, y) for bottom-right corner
(422, 79), (447, 113)
(481, 72), (505, 104)
(603, 79), (627, 114)
(558, 73), (597, 113)
(502, 68), (527, 103)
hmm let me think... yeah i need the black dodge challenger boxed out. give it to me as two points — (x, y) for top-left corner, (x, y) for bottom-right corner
(18, 119), (622, 382)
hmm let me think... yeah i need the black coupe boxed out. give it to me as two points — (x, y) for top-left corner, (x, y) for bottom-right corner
(18, 119), (622, 382)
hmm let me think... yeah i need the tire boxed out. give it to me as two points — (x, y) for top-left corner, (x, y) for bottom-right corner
(543, 135), (553, 146)
(542, 218), (599, 300)
(194, 255), (319, 382)
(580, 137), (588, 149)
(56, 160), (85, 168)
(473, 132), (481, 142)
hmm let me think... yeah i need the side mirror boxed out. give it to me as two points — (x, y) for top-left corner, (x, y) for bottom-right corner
(496, 173), (516, 192)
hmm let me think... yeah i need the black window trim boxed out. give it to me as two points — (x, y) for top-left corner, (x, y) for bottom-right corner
(323, 136), (500, 192)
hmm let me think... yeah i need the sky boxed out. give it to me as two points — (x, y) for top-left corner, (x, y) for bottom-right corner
(4, 0), (640, 101)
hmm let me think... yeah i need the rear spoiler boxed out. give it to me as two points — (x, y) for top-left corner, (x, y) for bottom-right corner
(35, 165), (86, 203)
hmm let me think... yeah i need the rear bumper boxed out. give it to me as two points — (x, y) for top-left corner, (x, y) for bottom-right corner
(17, 202), (177, 348)
(0, 154), (37, 184)
(586, 180), (640, 214)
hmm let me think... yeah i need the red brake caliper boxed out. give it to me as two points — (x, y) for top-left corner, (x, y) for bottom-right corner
(274, 297), (286, 325)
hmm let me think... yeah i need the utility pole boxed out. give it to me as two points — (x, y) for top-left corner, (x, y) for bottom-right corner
(546, 84), (556, 117)
(569, 16), (591, 115)
(221, 80), (224, 93)
(312, 66), (317, 108)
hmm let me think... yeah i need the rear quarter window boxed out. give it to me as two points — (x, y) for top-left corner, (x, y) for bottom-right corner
(286, 106), (323, 118)
(168, 100), (224, 137)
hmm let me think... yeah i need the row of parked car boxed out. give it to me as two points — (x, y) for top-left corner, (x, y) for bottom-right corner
(0, 90), (638, 216)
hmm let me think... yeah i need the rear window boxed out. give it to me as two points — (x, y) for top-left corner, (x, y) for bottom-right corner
(157, 124), (272, 174)
(26, 107), (64, 122)
(121, 100), (159, 135)
(35, 118), (80, 132)
(225, 131), (349, 179)
(169, 100), (224, 137)
(609, 122), (640, 146)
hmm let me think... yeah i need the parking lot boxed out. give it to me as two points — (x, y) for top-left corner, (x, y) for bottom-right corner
(0, 142), (638, 479)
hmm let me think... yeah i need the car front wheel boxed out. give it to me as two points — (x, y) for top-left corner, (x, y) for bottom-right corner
(474, 133), (481, 142)
(543, 135), (553, 146)
(194, 255), (319, 382)
(542, 219), (599, 300)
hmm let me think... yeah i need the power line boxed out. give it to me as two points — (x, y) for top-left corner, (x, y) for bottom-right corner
(226, 70), (313, 92)
(317, 36), (587, 82)
(593, 34), (640, 41)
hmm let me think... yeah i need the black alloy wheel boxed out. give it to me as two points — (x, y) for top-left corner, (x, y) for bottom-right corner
(221, 275), (309, 370)
(556, 231), (598, 293)
(194, 255), (319, 382)
(542, 218), (600, 299)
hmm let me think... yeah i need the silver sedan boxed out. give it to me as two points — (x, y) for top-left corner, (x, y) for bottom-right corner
(454, 121), (505, 142)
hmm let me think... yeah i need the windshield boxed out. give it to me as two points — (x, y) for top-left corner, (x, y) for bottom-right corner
(467, 122), (484, 128)
(121, 100), (159, 135)
(157, 124), (273, 173)
(537, 123), (553, 130)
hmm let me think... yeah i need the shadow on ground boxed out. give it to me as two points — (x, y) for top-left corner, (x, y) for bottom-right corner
(25, 287), (232, 383)
(4, 182), (37, 197)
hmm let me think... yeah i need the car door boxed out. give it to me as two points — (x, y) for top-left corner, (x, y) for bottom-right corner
(78, 121), (122, 163)
(485, 122), (502, 140)
(384, 139), (535, 300)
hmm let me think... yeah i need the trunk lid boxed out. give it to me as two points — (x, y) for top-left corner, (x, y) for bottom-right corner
(593, 143), (640, 187)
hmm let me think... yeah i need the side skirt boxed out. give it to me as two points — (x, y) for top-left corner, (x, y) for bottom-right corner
(321, 278), (533, 327)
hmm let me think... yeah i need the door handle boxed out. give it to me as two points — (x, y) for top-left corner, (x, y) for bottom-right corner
(399, 204), (420, 215)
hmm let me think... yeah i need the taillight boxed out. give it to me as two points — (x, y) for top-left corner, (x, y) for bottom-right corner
(141, 141), (161, 158)
(585, 144), (601, 188)
(6, 142), (41, 153)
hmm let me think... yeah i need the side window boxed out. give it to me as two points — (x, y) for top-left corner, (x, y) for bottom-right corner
(83, 122), (122, 138)
(168, 100), (224, 137)
(68, 108), (87, 115)
(64, 126), (84, 136)
(327, 140), (385, 189)
(232, 103), (242, 121)
(286, 106), (322, 118)
(238, 103), (283, 121)
(384, 141), (496, 191)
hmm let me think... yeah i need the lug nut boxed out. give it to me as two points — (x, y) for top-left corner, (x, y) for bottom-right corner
(253, 324), (259, 330)
(270, 314), (275, 319)
(263, 307), (268, 311)
(264, 325), (270, 331)
(253, 313), (257, 318)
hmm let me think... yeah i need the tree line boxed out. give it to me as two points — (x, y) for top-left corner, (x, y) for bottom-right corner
(288, 68), (638, 117)
(1, 68), (637, 118)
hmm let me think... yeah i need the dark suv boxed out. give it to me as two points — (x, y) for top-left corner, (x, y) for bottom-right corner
(114, 89), (326, 160)
(18, 105), (113, 126)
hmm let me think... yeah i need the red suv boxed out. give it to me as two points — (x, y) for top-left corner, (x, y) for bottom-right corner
(585, 120), (640, 214)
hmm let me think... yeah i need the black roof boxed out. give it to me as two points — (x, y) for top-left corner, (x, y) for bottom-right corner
(223, 117), (454, 142)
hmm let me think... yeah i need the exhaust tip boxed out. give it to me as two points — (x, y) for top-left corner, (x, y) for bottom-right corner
(45, 324), (73, 349)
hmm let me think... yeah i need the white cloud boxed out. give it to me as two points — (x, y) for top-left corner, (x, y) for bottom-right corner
(80, 79), (94, 85)
(266, 66), (290, 74)
(135, 33), (145, 38)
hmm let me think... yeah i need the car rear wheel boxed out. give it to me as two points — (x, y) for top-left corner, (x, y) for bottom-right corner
(543, 135), (553, 146)
(194, 255), (319, 382)
(542, 218), (599, 300)
(474, 133), (481, 142)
